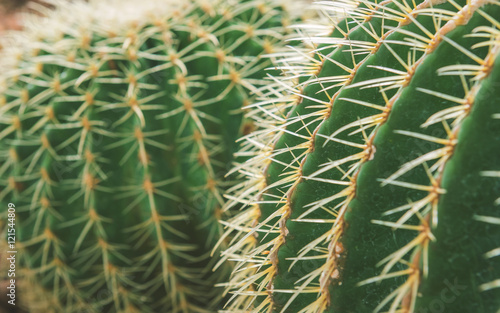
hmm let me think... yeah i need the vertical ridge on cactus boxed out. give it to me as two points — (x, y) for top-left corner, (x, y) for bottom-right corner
(220, 0), (500, 312)
(0, 0), (310, 312)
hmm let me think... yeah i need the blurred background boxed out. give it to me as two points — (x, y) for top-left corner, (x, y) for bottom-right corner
(0, 2), (23, 34)
(0, 0), (32, 33)
(0, 0), (62, 34)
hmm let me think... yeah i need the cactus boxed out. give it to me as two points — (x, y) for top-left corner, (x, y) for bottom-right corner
(220, 0), (500, 312)
(0, 0), (309, 312)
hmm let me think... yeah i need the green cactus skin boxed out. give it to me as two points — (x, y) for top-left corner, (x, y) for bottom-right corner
(220, 0), (500, 312)
(0, 0), (309, 312)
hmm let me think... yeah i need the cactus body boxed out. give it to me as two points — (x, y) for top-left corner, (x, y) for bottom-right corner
(0, 0), (306, 312)
(221, 0), (500, 312)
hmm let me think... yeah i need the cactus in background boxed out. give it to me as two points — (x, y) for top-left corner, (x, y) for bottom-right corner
(220, 0), (500, 312)
(0, 0), (310, 312)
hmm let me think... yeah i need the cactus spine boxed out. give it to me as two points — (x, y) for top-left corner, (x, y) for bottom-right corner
(221, 0), (500, 312)
(0, 0), (307, 312)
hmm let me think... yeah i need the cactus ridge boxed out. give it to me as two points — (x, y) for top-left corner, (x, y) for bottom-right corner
(0, 0), (308, 312)
(477, 165), (500, 292)
(220, 0), (500, 312)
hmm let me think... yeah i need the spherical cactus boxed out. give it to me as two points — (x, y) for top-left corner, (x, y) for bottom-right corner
(0, 0), (309, 312)
(220, 0), (500, 312)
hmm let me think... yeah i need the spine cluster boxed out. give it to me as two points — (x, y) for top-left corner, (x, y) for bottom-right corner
(1, 0), (499, 312)
(0, 0), (307, 312)
(220, 0), (500, 312)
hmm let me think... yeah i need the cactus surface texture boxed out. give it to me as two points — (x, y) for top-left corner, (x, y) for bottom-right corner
(0, 0), (307, 312)
(221, 0), (500, 312)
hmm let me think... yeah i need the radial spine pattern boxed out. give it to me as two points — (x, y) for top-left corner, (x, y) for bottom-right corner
(220, 0), (500, 312)
(0, 0), (309, 312)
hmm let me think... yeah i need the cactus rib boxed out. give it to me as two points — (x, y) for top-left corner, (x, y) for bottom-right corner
(0, 0), (309, 312)
(220, 0), (500, 312)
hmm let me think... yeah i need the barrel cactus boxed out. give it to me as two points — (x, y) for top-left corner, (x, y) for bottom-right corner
(220, 0), (500, 312)
(0, 0), (309, 312)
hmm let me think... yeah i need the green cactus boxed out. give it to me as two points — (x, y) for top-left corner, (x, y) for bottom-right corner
(0, 0), (310, 312)
(220, 0), (500, 312)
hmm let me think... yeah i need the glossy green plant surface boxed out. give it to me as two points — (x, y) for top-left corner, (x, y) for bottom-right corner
(220, 0), (500, 312)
